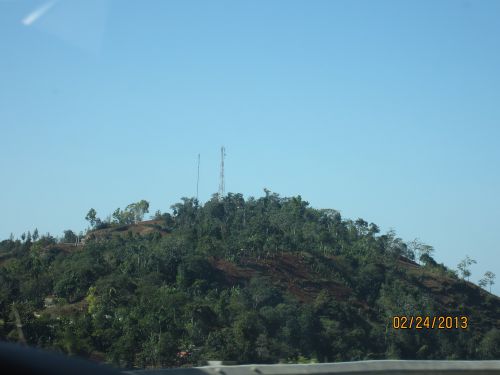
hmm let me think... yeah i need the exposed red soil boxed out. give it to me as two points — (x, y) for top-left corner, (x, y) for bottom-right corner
(397, 256), (420, 268)
(85, 219), (169, 241)
(211, 252), (351, 303)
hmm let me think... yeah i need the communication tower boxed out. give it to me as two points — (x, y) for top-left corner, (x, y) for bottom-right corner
(218, 146), (225, 199)
(196, 153), (200, 201)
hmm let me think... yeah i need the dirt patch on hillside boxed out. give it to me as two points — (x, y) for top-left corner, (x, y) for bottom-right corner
(85, 219), (169, 241)
(210, 253), (352, 303)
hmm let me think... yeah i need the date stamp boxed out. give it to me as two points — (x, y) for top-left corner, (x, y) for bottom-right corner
(392, 316), (468, 330)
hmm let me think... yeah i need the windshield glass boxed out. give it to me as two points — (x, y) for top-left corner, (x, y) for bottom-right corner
(1, 0), (499, 370)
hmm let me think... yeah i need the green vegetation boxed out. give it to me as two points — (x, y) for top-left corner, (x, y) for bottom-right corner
(457, 256), (477, 282)
(479, 271), (496, 293)
(0, 192), (499, 368)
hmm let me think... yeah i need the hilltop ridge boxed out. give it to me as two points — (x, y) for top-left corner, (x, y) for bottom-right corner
(0, 192), (499, 367)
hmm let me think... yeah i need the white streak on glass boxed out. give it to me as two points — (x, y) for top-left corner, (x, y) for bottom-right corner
(22, 1), (58, 26)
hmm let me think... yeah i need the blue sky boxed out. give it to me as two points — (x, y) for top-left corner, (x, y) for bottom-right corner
(1, 0), (499, 294)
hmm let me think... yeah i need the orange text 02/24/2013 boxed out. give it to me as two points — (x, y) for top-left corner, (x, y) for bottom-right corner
(392, 316), (469, 330)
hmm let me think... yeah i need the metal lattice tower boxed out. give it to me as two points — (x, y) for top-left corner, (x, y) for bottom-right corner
(196, 153), (200, 201)
(218, 146), (225, 199)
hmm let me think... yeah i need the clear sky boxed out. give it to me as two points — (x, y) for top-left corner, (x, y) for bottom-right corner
(1, 0), (499, 294)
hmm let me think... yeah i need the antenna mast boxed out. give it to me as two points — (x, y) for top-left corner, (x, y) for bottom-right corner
(218, 146), (225, 199)
(196, 153), (200, 201)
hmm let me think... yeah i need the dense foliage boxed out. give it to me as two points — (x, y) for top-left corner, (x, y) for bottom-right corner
(0, 192), (499, 368)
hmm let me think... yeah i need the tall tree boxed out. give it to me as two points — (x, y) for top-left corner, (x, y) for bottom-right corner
(457, 256), (476, 281)
(408, 239), (434, 264)
(479, 271), (496, 293)
(85, 208), (98, 228)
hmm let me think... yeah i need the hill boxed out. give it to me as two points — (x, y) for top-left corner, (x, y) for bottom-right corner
(0, 192), (499, 368)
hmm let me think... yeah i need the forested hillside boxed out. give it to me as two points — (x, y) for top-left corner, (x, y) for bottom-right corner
(0, 191), (499, 368)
